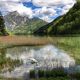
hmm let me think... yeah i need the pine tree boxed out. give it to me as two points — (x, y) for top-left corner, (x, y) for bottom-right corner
(0, 12), (8, 35)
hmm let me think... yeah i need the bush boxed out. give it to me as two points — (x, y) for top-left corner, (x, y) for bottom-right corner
(30, 68), (67, 79)
(51, 68), (67, 77)
(38, 70), (44, 78)
(69, 72), (80, 79)
(30, 70), (35, 78)
(32, 77), (70, 80)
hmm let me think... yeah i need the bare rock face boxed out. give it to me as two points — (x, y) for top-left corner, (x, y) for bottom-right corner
(4, 11), (29, 30)
(4, 11), (47, 35)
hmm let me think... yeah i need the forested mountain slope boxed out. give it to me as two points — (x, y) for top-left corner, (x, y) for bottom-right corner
(34, 1), (80, 36)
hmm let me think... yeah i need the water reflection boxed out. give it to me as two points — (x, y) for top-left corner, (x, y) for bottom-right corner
(0, 45), (75, 78)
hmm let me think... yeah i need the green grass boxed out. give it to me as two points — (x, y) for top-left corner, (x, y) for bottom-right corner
(31, 77), (70, 80)
(53, 37), (80, 64)
(0, 77), (22, 80)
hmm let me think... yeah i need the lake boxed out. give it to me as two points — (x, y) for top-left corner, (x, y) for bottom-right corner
(0, 36), (79, 80)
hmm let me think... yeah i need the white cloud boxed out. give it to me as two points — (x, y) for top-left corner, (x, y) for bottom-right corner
(62, 0), (76, 5)
(33, 7), (56, 22)
(32, 0), (76, 7)
(61, 4), (73, 15)
(34, 7), (56, 16)
(32, 0), (76, 22)
(0, 0), (33, 18)
(0, 0), (31, 2)
(0, 0), (76, 22)
(32, 0), (62, 7)
(40, 16), (54, 22)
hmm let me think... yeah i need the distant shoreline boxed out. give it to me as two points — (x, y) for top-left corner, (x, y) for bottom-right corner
(0, 36), (50, 49)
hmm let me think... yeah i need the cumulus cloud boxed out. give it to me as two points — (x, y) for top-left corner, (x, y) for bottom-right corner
(0, 0), (33, 18)
(32, 0), (61, 7)
(0, 0), (76, 22)
(32, 0), (76, 22)
(32, 0), (76, 7)
(0, 0), (31, 2)
(33, 7), (56, 22)
(61, 5), (73, 15)
(40, 16), (54, 22)
(34, 7), (56, 16)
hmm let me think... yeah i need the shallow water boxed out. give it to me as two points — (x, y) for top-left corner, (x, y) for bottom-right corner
(0, 44), (75, 78)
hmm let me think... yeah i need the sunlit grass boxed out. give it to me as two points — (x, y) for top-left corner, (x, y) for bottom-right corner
(53, 37), (80, 64)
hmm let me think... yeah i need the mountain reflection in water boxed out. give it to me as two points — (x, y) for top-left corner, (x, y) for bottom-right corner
(0, 45), (75, 78)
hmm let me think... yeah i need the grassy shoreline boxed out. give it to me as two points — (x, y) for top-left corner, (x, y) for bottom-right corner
(54, 37), (80, 64)
(0, 36), (80, 64)
(0, 36), (50, 49)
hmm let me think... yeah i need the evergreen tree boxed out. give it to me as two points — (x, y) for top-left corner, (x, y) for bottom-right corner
(0, 11), (8, 35)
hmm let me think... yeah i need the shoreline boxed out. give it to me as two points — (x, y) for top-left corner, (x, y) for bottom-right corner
(0, 36), (50, 49)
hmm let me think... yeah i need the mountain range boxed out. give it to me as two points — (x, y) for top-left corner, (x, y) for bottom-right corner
(0, 0), (80, 36)
(4, 11), (47, 35)
(34, 1), (80, 36)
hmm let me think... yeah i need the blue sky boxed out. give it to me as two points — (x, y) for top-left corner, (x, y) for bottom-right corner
(23, 2), (40, 9)
(0, 0), (76, 22)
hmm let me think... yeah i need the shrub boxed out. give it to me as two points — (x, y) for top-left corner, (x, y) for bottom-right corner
(30, 70), (35, 78)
